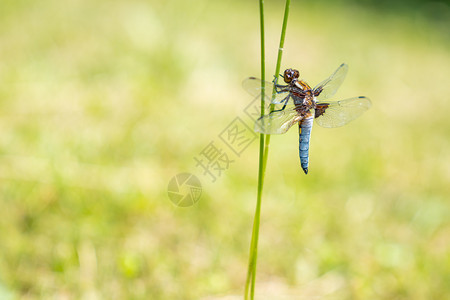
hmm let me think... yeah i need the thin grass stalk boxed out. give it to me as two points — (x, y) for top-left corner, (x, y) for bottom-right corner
(244, 0), (265, 298)
(245, 0), (291, 299)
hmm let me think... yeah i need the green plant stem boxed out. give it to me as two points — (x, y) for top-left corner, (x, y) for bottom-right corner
(245, 0), (291, 299)
(245, 0), (265, 298)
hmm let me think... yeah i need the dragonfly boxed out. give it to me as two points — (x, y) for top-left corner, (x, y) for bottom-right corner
(243, 63), (371, 174)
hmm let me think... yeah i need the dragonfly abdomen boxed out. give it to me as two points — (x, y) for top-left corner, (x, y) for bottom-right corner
(299, 115), (313, 174)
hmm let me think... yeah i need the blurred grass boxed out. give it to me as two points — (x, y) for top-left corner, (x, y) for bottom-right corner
(0, 0), (449, 299)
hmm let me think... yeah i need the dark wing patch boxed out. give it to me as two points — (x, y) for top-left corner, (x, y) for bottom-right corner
(314, 103), (329, 118)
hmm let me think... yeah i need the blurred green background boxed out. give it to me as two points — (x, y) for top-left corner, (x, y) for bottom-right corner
(0, 0), (449, 299)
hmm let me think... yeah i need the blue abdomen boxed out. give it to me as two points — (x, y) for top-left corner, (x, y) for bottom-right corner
(299, 116), (313, 174)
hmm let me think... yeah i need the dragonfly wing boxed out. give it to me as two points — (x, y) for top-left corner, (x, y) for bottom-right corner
(313, 63), (349, 101)
(242, 77), (291, 105)
(315, 96), (371, 128)
(254, 106), (303, 135)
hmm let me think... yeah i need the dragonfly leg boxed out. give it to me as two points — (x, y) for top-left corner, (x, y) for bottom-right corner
(273, 75), (285, 87)
(270, 85), (291, 105)
(272, 76), (281, 92)
(272, 75), (278, 85)
(274, 85), (289, 94)
(270, 94), (290, 113)
(273, 76), (291, 94)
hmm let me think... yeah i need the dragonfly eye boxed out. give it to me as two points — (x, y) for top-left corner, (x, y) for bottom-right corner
(283, 68), (300, 83)
(283, 69), (294, 83)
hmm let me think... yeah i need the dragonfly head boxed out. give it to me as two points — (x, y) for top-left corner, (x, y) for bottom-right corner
(283, 68), (300, 83)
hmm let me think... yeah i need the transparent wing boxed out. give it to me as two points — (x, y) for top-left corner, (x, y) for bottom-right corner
(314, 96), (372, 128)
(254, 106), (303, 135)
(313, 63), (349, 101)
(242, 77), (291, 105)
